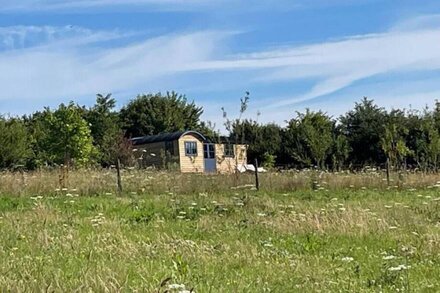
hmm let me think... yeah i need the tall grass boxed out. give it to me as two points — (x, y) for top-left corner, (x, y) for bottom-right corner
(2, 168), (440, 196)
(1, 188), (439, 291)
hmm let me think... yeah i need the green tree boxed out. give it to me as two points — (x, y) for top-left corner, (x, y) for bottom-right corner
(83, 94), (123, 166)
(0, 117), (31, 169)
(339, 97), (387, 166)
(284, 110), (333, 169)
(36, 102), (95, 166)
(232, 119), (282, 165)
(381, 110), (411, 170)
(331, 132), (351, 171)
(120, 91), (203, 137)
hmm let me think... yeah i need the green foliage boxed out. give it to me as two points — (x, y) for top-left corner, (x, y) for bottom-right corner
(284, 109), (333, 168)
(120, 91), (203, 137)
(232, 119), (282, 163)
(340, 97), (387, 166)
(34, 102), (95, 166)
(6, 92), (440, 171)
(262, 152), (277, 168)
(83, 94), (125, 166)
(0, 117), (31, 169)
(332, 132), (351, 171)
(381, 110), (412, 169)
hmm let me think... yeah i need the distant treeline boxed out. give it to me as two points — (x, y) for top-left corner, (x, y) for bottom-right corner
(1, 92), (440, 171)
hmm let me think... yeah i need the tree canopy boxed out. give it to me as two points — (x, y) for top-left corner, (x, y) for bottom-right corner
(120, 91), (203, 137)
(2, 93), (440, 172)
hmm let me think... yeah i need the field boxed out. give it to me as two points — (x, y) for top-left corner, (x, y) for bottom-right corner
(1, 170), (440, 292)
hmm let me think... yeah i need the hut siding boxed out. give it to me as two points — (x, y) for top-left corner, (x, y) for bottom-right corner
(215, 144), (247, 173)
(178, 134), (204, 173)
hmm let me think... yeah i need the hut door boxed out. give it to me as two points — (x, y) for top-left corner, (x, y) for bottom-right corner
(203, 144), (216, 173)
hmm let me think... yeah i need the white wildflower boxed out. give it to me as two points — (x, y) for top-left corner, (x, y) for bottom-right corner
(168, 284), (185, 289)
(382, 255), (396, 260)
(341, 256), (354, 262)
(389, 264), (410, 271)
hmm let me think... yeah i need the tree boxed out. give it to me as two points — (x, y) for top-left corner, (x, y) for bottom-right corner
(120, 91), (203, 137)
(339, 98), (387, 167)
(284, 110), (333, 169)
(232, 119), (282, 165)
(331, 131), (351, 171)
(83, 94), (123, 166)
(381, 110), (411, 171)
(0, 117), (31, 169)
(35, 102), (95, 167)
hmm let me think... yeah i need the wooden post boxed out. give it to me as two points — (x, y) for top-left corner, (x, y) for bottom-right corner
(116, 159), (123, 195)
(386, 158), (390, 186)
(254, 158), (260, 191)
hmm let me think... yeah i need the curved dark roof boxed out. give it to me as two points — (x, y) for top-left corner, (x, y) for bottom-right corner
(131, 130), (207, 145)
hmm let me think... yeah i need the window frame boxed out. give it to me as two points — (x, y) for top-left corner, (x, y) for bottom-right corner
(223, 143), (235, 158)
(184, 141), (198, 157)
(203, 144), (215, 159)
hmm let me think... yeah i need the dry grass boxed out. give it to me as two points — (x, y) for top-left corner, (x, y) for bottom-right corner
(2, 168), (440, 197)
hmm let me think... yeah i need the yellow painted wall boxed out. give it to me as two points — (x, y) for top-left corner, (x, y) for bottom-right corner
(215, 144), (247, 174)
(178, 134), (204, 173)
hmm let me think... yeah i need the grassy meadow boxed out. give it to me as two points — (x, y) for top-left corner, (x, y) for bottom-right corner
(1, 170), (440, 292)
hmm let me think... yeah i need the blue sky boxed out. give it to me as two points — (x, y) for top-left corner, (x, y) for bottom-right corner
(1, 0), (440, 129)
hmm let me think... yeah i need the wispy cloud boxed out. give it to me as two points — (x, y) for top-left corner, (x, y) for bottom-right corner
(189, 19), (440, 107)
(0, 26), (227, 106)
(1, 13), (440, 124)
(0, 25), (123, 51)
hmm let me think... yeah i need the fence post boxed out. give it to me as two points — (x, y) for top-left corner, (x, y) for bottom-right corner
(386, 158), (390, 186)
(254, 158), (260, 191)
(116, 159), (123, 195)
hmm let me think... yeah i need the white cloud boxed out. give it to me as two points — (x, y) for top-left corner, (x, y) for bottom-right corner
(2, 13), (440, 125)
(0, 26), (227, 106)
(189, 24), (440, 107)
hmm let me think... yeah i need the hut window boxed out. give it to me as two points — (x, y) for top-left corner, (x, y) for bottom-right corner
(184, 141), (198, 156)
(224, 144), (235, 157)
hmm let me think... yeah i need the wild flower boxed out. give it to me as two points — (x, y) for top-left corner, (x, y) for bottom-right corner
(341, 256), (354, 262)
(257, 213), (267, 217)
(382, 255), (396, 260)
(168, 283), (186, 290)
(388, 264), (410, 271)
